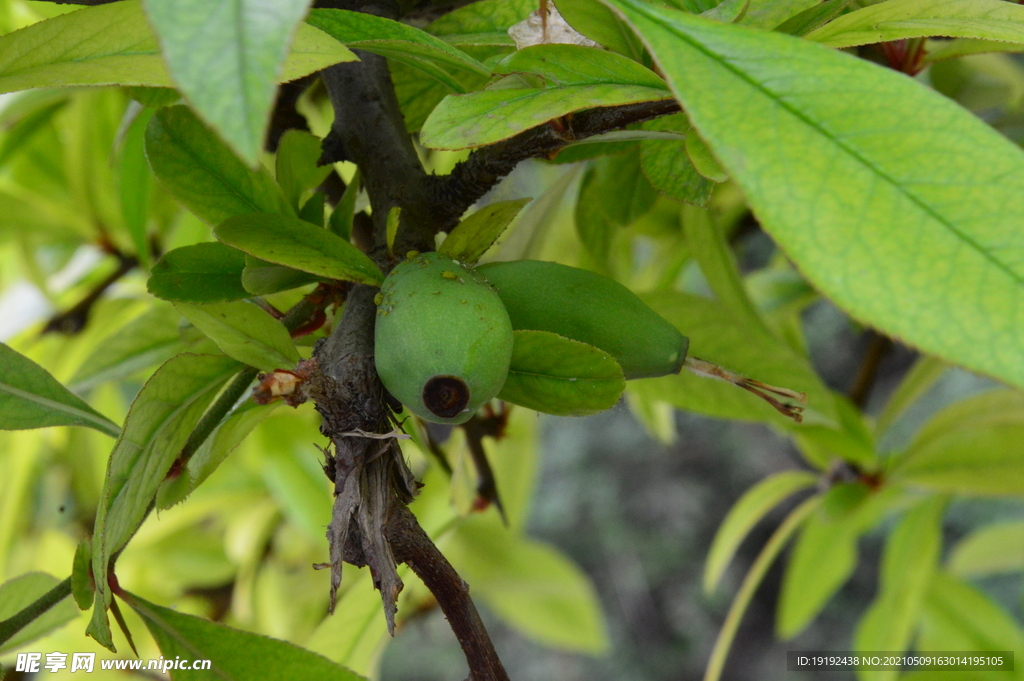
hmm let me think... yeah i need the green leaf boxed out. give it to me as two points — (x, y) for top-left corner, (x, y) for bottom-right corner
(427, 0), (534, 36)
(88, 354), (240, 650)
(685, 129), (728, 182)
(328, 168), (360, 240)
(948, 522), (1024, 578)
(0, 343), (120, 437)
(123, 591), (366, 680)
(146, 106), (293, 226)
(775, 0), (856, 36)
(147, 242), (250, 303)
(70, 304), (184, 392)
(629, 292), (833, 425)
(682, 204), (764, 333)
(118, 107), (155, 268)
(576, 148), (656, 268)
(420, 84), (670, 150)
(891, 390), (1024, 495)
(702, 0), (751, 25)
(143, 0), (354, 165)
(0, 1), (352, 100)
(439, 198), (531, 264)
(493, 44), (666, 88)
(792, 393), (878, 469)
(918, 571), (1024, 655)
(806, 0), (1024, 49)
(924, 37), (1024, 64)
(602, 0), (1024, 395)
(156, 401), (277, 510)
(308, 8), (489, 92)
(639, 114), (714, 206)
(241, 255), (322, 296)
(72, 538), (93, 610)
(874, 354), (946, 436)
(776, 483), (901, 639)
(275, 130), (331, 210)
(0, 573), (77, 654)
(853, 496), (946, 681)
(498, 330), (626, 417)
(447, 516), (608, 653)
(740, 0), (819, 29)
(216, 213), (383, 285)
(176, 301), (300, 371)
(705, 496), (820, 681)
(556, 0), (646, 59)
(704, 470), (817, 593)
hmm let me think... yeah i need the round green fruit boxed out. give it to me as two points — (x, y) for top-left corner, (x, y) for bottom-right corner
(374, 252), (514, 424)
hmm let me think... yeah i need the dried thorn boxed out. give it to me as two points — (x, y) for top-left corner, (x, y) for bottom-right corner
(685, 356), (806, 422)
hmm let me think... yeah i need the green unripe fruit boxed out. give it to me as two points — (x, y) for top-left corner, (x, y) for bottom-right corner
(374, 252), (514, 425)
(476, 260), (688, 380)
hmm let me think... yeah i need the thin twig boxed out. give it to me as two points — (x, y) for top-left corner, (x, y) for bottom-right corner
(0, 578), (71, 649)
(848, 332), (891, 408)
(387, 504), (511, 681)
(42, 254), (138, 335)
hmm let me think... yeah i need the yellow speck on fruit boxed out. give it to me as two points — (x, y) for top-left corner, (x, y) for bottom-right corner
(374, 292), (383, 306)
(406, 250), (420, 260)
(461, 300), (467, 304)
(441, 271), (458, 280)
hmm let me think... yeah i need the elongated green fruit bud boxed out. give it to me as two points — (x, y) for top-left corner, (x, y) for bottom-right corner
(375, 252), (514, 425)
(477, 260), (688, 379)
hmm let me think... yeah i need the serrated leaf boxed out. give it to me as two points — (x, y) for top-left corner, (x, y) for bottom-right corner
(806, 0), (1024, 49)
(629, 292), (833, 425)
(241, 255), (322, 296)
(176, 302), (299, 372)
(704, 470), (817, 593)
(891, 390), (1024, 495)
(446, 515), (608, 653)
(0, 343), (120, 437)
(156, 401), (277, 509)
(88, 354), (240, 650)
(216, 213), (383, 285)
(639, 114), (713, 206)
(308, 8), (489, 92)
(70, 304), (184, 392)
(948, 522), (1024, 578)
(123, 591), (366, 681)
(498, 330), (625, 416)
(924, 37), (1024, 64)
(602, 0), (1024, 395)
(440, 199), (531, 263)
(421, 84), (670, 150)
(275, 129), (332, 210)
(493, 44), (665, 88)
(147, 242), (249, 303)
(854, 496), (946, 681)
(0, 573), (77, 654)
(144, 0), (354, 165)
(146, 106), (293, 226)
(685, 128), (728, 182)
(0, 1), (353, 100)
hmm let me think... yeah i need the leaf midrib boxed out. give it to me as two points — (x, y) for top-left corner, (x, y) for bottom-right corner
(0, 381), (119, 436)
(637, 4), (1024, 288)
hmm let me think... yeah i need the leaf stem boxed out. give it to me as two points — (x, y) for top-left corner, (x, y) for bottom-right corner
(0, 577), (72, 649)
(703, 496), (820, 681)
